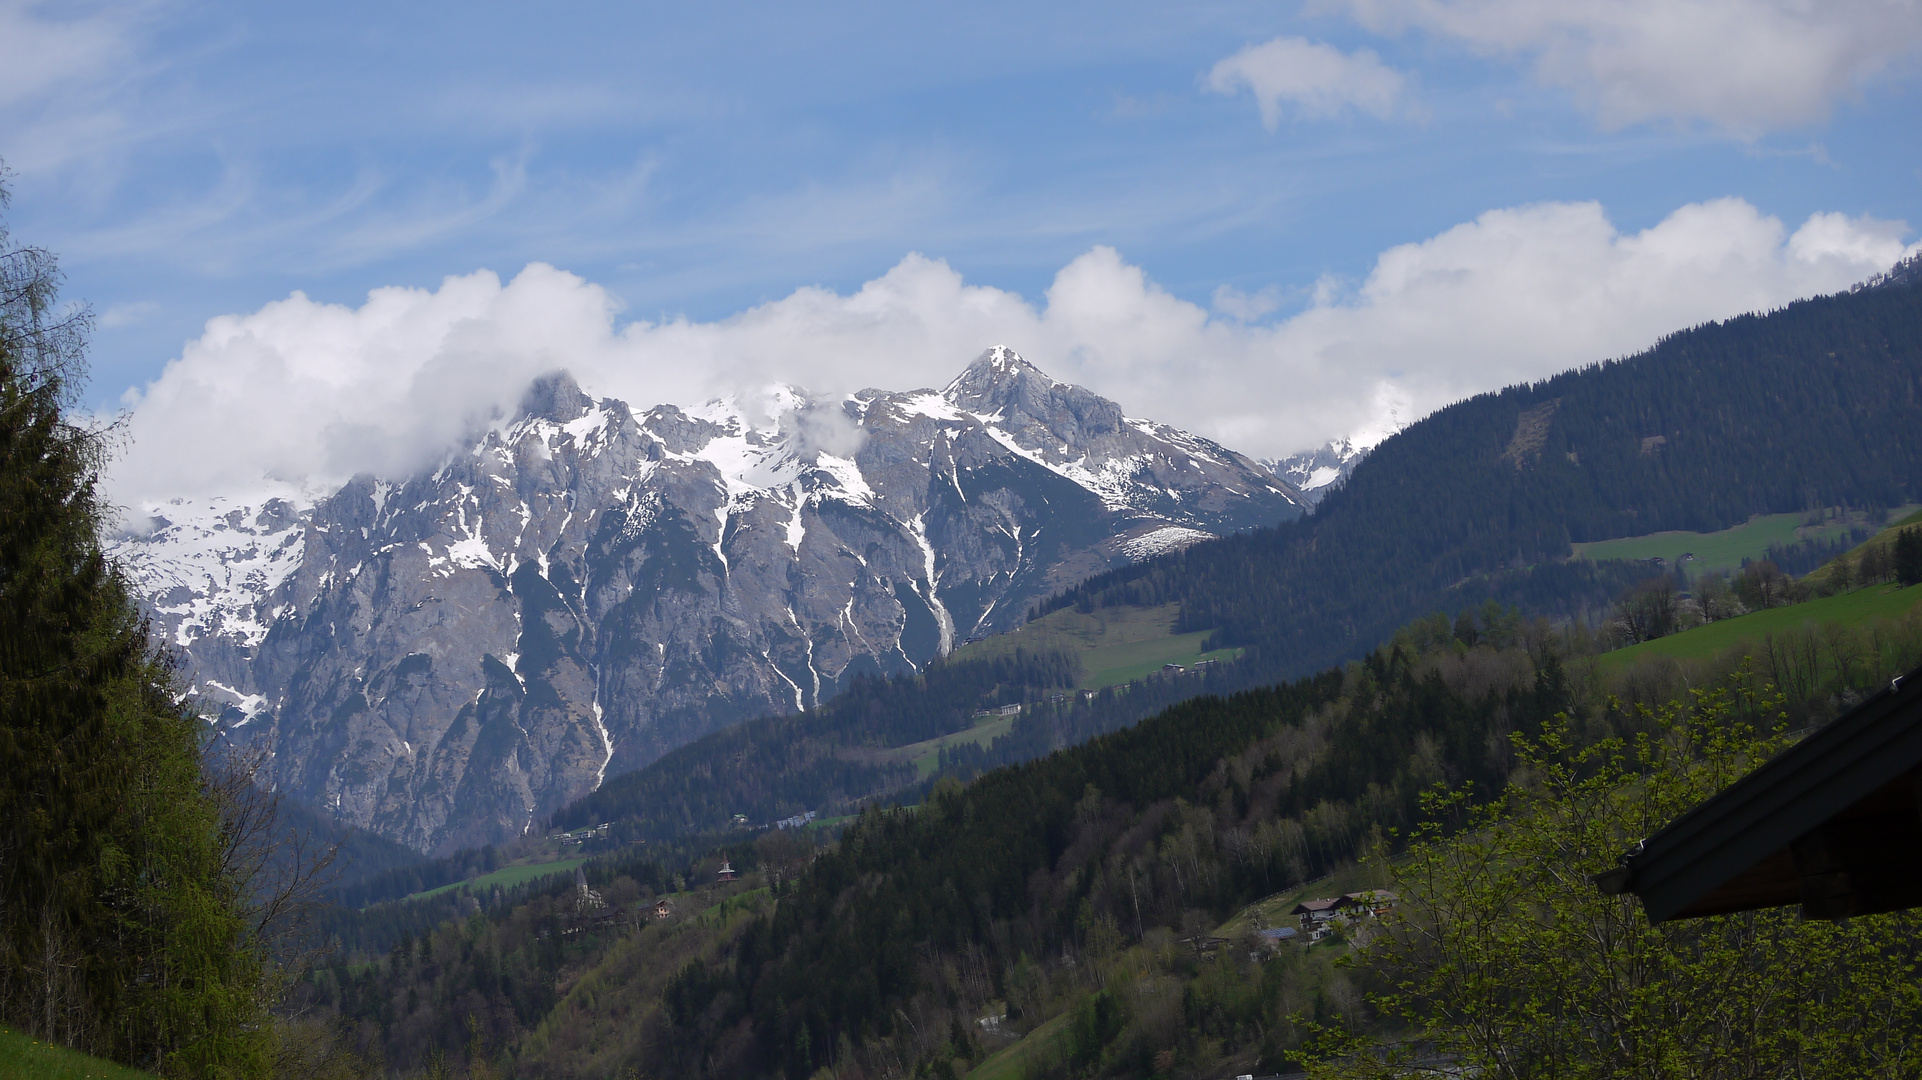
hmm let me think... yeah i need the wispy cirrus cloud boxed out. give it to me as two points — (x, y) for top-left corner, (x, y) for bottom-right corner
(0, 1), (135, 107)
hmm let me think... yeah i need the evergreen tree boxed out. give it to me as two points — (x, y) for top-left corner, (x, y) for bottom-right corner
(0, 177), (270, 1075)
(1896, 527), (1922, 587)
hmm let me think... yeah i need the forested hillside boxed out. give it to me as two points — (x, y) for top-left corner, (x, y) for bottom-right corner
(1046, 263), (1922, 677)
(298, 578), (1922, 1078)
(548, 640), (1343, 842)
(298, 607), (1568, 1075)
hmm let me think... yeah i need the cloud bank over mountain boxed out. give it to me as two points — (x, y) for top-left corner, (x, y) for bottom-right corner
(107, 196), (1918, 510)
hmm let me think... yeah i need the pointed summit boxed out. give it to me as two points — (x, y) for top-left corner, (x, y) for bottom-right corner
(938, 345), (1127, 455)
(519, 370), (593, 423)
(942, 346), (1059, 411)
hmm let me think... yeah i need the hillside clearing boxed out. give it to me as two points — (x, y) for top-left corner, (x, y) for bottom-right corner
(402, 856), (589, 904)
(1595, 582), (1922, 672)
(897, 713), (1019, 778)
(965, 1010), (1070, 1080)
(953, 603), (1240, 689)
(1572, 505), (1916, 575)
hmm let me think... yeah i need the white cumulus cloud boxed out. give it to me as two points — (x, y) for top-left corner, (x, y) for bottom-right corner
(1337, 0), (1922, 133)
(106, 198), (1916, 511)
(1206, 36), (1408, 126)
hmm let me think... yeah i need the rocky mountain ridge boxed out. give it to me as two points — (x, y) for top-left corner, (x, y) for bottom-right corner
(116, 347), (1305, 853)
(1265, 438), (1368, 505)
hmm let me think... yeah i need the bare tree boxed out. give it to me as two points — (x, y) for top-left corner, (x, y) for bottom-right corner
(203, 734), (356, 1080)
(1613, 577), (1678, 644)
(206, 738), (341, 965)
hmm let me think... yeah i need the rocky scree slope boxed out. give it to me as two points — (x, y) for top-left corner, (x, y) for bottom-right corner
(114, 347), (1303, 853)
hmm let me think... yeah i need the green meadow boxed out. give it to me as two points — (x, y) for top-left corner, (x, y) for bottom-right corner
(0, 1027), (157, 1080)
(404, 856), (591, 903)
(1572, 505), (1917, 575)
(1596, 582), (1922, 673)
(952, 603), (1241, 690)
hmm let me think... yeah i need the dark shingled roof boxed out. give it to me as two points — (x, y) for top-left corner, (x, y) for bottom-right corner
(1595, 663), (1922, 923)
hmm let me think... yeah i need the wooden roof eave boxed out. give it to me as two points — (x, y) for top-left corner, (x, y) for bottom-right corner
(1598, 666), (1922, 924)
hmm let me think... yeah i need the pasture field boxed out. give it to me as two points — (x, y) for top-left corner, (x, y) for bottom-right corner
(1572, 505), (1916, 575)
(952, 603), (1240, 689)
(405, 856), (590, 903)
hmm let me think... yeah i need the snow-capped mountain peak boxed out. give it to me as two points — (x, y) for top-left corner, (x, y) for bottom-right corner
(116, 349), (1306, 854)
(1267, 437), (1370, 506)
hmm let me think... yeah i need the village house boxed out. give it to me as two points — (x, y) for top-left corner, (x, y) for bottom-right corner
(552, 821), (613, 846)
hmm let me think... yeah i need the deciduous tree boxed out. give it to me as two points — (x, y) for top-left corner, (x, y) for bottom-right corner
(1313, 679), (1922, 1079)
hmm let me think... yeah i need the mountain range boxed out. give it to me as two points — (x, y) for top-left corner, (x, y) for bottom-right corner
(114, 347), (1304, 853)
(530, 262), (1922, 856)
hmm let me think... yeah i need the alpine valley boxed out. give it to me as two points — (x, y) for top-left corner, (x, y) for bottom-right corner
(113, 347), (1305, 854)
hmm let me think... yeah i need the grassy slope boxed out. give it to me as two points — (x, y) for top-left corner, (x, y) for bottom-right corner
(952, 603), (1241, 690)
(1571, 505), (1918, 575)
(1802, 507), (1922, 590)
(0, 1027), (157, 1080)
(1596, 583), (1922, 672)
(404, 856), (589, 903)
(899, 713), (1019, 779)
(1210, 863), (1385, 940)
(966, 1012), (1071, 1080)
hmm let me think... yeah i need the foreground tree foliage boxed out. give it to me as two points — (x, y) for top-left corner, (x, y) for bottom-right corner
(1316, 676), (1922, 1079)
(0, 180), (271, 1076)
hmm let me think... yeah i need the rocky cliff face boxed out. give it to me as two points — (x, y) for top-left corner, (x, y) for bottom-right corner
(116, 348), (1303, 853)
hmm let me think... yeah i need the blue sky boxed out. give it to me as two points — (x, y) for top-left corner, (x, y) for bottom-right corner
(4, 0), (1920, 503)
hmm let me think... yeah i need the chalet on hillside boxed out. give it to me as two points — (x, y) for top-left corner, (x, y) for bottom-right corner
(1293, 897), (1342, 931)
(1595, 665), (1922, 922)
